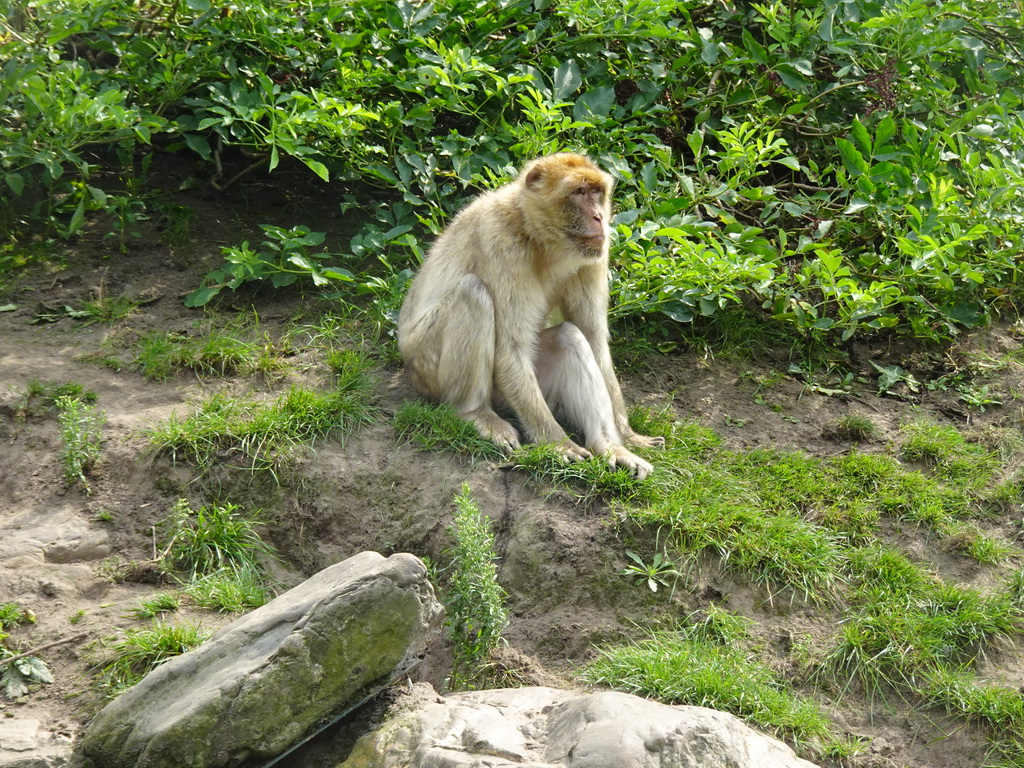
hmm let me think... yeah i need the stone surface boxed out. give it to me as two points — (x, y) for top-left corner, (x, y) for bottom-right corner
(0, 718), (72, 768)
(0, 507), (110, 566)
(338, 684), (821, 768)
(78, 552), (442, 768)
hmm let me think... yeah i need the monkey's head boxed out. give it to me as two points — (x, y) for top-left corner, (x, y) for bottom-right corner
(521, 153), (614, 254)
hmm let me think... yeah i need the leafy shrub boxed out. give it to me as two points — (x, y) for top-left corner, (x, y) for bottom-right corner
(3, 0), (1022, 345)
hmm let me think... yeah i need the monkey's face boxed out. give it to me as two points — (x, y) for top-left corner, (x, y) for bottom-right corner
(565, 184), (609, 252)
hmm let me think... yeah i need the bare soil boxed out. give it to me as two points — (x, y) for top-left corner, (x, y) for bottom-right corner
(1, 172), (1022, 768)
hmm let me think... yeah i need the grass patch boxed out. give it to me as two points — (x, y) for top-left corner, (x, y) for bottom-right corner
(161, 499), (274, 578)
(181, 568), (272, 613)
(900, 419), (999, 490)
(131, 593), (180, 620)
(147, 359), (377, 473)
(583, 610), (832, 750)
(393, 401), (503, 462)
(134, 316), (283, 380)
(95, 621), (211, 697)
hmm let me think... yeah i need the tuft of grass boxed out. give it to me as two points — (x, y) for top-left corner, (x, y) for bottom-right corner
(510, 443), (648, 502)
(147, 370), (377, 473)
(80, 294), (140, 325)
(900, 419), (998, 490)
(162, 499), (274, 578)
(583, 624), (832, 749)
(825, 412), (880, 442)
(440, 484), (508, 689)
(96, 622), (211, 696)
(18, 379), (96, 418)
(182, 568), (272, 612)
(55, 396), (106, 494)
(393, 400), (503, 462)
(131, 593), (180, 620)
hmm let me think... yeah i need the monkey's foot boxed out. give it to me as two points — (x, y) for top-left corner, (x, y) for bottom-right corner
(464, 409), (521, 453)
(625, 432), (666, 450)
(552, 438), (591, 462)
(604, 444), (654, 480)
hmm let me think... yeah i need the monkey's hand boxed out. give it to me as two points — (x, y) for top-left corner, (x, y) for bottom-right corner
(624, 432), (666, 450)
(606, 445), (654, 481)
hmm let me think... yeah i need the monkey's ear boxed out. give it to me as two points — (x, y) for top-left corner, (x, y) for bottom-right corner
(524, 166), (544, 189)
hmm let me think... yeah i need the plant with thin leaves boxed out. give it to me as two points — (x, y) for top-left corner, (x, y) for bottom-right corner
(440, 484), (508, 690)
(131, 593), (180, 620)
(55, 395), (106, 494)
(619, 550), (680, 593)
(393, 401), (503, 463)
(161, 499), (274, 579)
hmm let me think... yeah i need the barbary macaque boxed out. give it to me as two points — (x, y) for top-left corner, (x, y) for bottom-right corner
(397, 153), (664, 479)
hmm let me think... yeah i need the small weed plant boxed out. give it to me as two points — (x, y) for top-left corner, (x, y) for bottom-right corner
(55, 395), (106, 493)
(440, 485), (508, 689)
(0, 603), (50, 700)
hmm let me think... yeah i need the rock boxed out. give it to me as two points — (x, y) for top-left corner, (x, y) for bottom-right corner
(0, 507), (110, 566)
(0, 718), (72, 768)
(78, 552), (442, 768)
(338, 684), (821, 768)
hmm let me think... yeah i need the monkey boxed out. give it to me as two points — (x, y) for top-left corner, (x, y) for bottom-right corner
(397, 152), (664, 479)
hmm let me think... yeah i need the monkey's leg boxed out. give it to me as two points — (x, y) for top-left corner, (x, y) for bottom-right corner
(536, 322), (654, 479)
(404, 275), (521, 451)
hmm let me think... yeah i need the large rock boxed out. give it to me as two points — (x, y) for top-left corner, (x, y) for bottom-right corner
(339, 684), (821, 768)
(78, 552), (441, 768)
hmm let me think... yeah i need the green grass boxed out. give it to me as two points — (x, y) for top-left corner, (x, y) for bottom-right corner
(96, 622), (211, 696)
(393, 401), (504, 463)
(182, 568), (272, 613)
(146, 363), (378, 473)
(131, 593), (180, 620)
(134, 318), (283, 380)
(161, 499), (274, 578)
(583, 615), (832, 750)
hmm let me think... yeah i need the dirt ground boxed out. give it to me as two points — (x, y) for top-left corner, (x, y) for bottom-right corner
(1, 171), (1022, 768)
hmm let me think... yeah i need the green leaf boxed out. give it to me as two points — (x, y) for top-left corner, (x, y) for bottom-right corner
(741, 28), (768, 65)
(0, 304), (17, 312)
(851, 118), (871, 156)
(836, 138), (869, 176)
(5, 173), (25, 196)
(553, 60), (583, 101)
(573, 87), (616, 121)
(818, 5), (836, 42)
(874, 115), (896, 153)
(184, 286), (222, 308)
(184, 0), (211, 9)
(183, 134), (212, 161)
(303, 159), (330, 182)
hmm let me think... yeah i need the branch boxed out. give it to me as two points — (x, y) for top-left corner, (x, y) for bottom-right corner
(0, 632), (89, 669)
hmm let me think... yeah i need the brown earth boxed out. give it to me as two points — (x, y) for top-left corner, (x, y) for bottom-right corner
(1, 171), (1022, 768)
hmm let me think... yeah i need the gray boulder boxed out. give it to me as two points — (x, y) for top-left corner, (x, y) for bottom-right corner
(339, 684), (821, 768)
(79, 552), (442, 768)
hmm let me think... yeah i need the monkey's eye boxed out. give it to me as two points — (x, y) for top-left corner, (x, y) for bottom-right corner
(572, 187), (586, 196)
